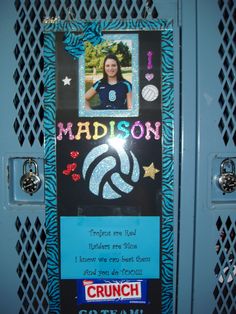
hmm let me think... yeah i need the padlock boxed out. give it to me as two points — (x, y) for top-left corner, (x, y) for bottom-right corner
(218, 158), (236, 193)
(20, 159), (42, 195)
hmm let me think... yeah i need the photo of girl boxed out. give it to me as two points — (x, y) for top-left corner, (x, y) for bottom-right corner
(85, 53), (132, 110)
(79, 34), (138, 117)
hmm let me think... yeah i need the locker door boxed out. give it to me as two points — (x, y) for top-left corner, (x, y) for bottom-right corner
(178, 0), (236, 313)
(194, 0), (236, 313)
(0, 2), (48, 313)
(0, 1), (178, 314)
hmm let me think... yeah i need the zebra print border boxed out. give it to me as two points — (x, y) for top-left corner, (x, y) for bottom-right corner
(44, 20), (174, 314)
(44, 19), (173, 32)
(161, 30), (174, 314)
(44, 32), (61, 314)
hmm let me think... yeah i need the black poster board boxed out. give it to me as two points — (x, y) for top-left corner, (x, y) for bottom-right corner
(44, 19), (174, 314)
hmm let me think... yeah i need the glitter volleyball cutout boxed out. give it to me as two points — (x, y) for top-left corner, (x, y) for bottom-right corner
(82, 144), (140, 199)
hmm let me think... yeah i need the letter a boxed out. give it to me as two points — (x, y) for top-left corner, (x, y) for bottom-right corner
(75, 122), (91, 140)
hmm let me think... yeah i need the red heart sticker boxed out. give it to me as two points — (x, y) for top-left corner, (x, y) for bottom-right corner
(72, 173), (81, 182)
(70, 163), (77, 171)
(62, 163), (77, 175)
(63, 169), (71, 176)
(70, 151), (80, 159)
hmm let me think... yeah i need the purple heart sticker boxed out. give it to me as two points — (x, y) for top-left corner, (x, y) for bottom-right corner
(145, 73), (154, 81)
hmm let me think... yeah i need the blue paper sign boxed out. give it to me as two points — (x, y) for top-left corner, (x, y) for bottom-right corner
(60, 216), (160, 279)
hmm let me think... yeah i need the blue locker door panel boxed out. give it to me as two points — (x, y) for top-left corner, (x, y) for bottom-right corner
(193, 0), (236, 313)
(0, 2), (24, 313)
(0, 1), (48, 313)
(178, 1), (236, 313)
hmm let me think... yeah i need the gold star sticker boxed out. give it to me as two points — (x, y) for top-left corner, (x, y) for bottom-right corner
(143, 163), (160, 180)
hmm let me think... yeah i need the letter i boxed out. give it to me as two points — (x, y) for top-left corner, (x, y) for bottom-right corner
(147, 51), (153, 70)
(109, 121), (115, 138)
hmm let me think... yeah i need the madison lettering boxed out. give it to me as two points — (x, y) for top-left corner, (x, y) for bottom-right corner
(57, 120), (161, 141)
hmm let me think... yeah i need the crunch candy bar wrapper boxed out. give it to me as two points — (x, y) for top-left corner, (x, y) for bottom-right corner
(77, 279), (148, 304)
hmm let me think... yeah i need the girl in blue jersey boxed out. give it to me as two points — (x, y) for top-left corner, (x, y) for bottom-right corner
(85, 54), (132, 110)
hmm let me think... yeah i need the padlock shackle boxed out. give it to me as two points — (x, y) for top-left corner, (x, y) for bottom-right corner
(220, 158), (235, 174)
(23, 158), (38, 175)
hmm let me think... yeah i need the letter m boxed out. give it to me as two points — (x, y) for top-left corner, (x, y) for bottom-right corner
(57, 122), (74, 140)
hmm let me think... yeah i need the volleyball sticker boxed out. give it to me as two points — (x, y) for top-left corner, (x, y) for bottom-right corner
(142, 85), (159, 102)
(82, 143), (140, 199)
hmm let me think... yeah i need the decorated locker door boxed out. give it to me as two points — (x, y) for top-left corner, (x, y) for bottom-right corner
(44, 19), (173, 314)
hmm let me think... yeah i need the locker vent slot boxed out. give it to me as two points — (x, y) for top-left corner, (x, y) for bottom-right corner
(217, 0), (236, 146)
(13, 0), (44, 147)
(15, 217), (49, 314)
(214, 216), (236, 314)
(13, 0), (158, 147)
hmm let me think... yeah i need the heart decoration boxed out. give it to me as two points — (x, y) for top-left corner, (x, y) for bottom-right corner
(145, 73), (154, 81)
(62, 163), (77, 175)
(72, 173), (81, 182)
(62, 169), (71, 176)
(62, 152), (81, 182)
(70, 163), (77, 171)
(70, 151), (80, 159)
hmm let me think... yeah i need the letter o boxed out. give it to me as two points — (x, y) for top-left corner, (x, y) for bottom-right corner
(131, 121), (145, 139)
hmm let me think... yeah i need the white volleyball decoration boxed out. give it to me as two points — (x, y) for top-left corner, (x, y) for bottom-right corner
(142, 85), (159, 102)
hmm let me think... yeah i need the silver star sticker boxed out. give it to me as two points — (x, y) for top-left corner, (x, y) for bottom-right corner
(62, 76), (72, 86)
